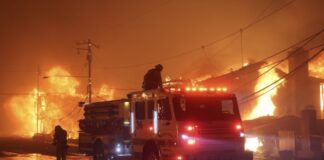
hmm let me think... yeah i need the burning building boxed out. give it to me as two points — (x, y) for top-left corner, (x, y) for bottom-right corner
(4, 67), (115, 139)
(201, 47), (324, 119)
(200, 47), (324, 159)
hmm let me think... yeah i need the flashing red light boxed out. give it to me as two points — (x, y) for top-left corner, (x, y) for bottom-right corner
(177, 156), (183, 160)
(187, 125), (194, 131)
(187, 139), (196, 145)
(235, 124), (242, 130)
(149, 126), (153, 131)
(198, 87), (207, 92)
(183, 87), (228, 92)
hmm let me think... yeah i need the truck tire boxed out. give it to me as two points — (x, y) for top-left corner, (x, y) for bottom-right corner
(240, 151), (253, 160)
(143, 145), (159, 160)
(93, 139), (105, 160)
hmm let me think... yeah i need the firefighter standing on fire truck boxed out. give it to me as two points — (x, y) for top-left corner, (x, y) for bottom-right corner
(142, 64), (163, 90)
(53, 125), (68, 160)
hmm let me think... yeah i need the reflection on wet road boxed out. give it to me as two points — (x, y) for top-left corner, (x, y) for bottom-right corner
(0, 152), (91, 160)
(0, 152), (264, 160)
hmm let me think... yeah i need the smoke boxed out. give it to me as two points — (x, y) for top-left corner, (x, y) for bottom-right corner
(0, 0), (323, 135)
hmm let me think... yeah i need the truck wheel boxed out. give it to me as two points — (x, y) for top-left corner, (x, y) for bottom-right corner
(93, 152), (105, 160)
(242, 151), (253, 160)
(143, 147), (159, 160)
(93, 139), (105, 160)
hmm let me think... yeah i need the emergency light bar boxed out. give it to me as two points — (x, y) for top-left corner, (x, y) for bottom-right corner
(166, 87), (228, 93)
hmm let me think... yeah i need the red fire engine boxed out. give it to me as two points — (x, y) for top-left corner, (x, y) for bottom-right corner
(79, 87), (253, 160)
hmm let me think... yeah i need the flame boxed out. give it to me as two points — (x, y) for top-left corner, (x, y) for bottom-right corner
(5, 67), (84, 138)
(97, 84), (114, 101)
(245, 137), (263, 152)
(165, 76), (171, 82)
(247, 65), (284, 119)
(5, 91), (37, 136)
(243, 62), (250, 67)
(309, 53), (324, 79)
(46, 67), (80, 95)
(195, 74), (212, 82)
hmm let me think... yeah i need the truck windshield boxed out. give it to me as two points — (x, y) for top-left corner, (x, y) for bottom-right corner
(173, 96), (239, 121)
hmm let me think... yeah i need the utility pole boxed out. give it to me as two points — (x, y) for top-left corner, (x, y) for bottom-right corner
(77, 39), (99, 103)
(36, 65), (40, 134)
(240, 28), (244, 68)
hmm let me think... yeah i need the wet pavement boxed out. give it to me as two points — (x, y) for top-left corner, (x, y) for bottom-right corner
(0, 152), (265, 160)
(0, 137), (265, 160)
(0, 152), (91, 160)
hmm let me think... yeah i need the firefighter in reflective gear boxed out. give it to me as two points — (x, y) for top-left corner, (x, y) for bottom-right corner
(53, 125), (68, 160)
(142, 64), (163, 90)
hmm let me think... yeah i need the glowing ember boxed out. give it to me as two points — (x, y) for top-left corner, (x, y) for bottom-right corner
(247, 65), (284, 119)
(245, 137), (262, 152)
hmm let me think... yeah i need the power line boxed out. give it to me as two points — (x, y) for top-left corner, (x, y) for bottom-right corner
(235, 43), (324, 79)
(239, 46), (324, 104)
(57, 95), (88, 122)
(242, 0), (296, 31)
(0, 93), (34, 96)
(258, 29), (324, 63)
(102, 0), (296, 70)
(104, 46), (203, 70)
(232, 29), (324, 92)
(0, 92), (88, 96)
(77, 39), (99, 103)
(252, 0), (276, 22)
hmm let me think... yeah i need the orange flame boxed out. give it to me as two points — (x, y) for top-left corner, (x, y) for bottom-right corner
(5, 66), (116, 138)
(309, 53), (324, 79)
(247, 65), (284, 120)
(6, 67), (84, 138)
(97, 84), (115, 101)
(245, 137), (263, 152)
(46, 67), (80, 95)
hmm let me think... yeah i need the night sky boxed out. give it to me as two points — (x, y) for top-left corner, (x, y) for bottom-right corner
(0, 0), (323, 135)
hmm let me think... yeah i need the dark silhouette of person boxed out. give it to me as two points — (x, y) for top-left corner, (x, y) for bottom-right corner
(142, 64), (163, 90)
(53, 125), (68, 160)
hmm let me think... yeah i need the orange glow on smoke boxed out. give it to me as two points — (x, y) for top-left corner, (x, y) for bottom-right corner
(247, 65), (284, 120)
(5, 66), (114, 138)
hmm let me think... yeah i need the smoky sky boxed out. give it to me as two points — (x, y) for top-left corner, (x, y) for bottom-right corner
(0, 0), (323, 134)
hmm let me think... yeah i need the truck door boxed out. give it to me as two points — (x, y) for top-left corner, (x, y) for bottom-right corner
(146, 99), (155, 134)
(157, 97), (176, 139)
(133, 101), (146, 138)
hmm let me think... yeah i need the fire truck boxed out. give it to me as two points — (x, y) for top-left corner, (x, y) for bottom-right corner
(79, 87), (253, 160)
